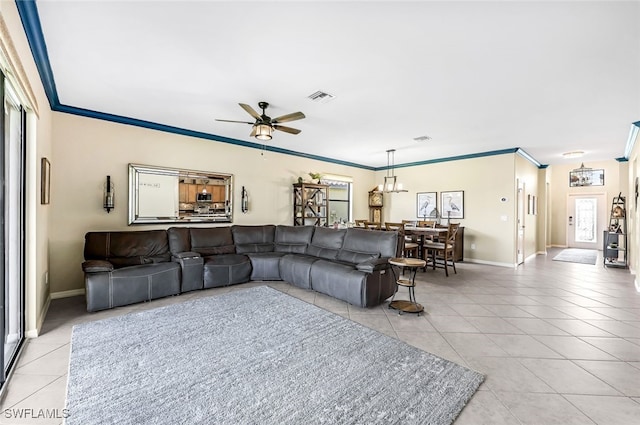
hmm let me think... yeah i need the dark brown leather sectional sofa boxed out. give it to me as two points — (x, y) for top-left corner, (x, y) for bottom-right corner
(82, 225), (399, 312)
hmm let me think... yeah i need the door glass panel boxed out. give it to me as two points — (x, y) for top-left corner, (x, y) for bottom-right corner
(575, 198), (596, 243)
(2, 79), (25, 380)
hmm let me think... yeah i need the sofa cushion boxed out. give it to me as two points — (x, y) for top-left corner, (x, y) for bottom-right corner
(275, 225), (314, 254)
(246, 252), (284, 281)
(232, 225), (276, 253)
(279, 254), (319, 289)
(84, 230), (171, 267)
(190, 227), (235, 255)
(306, 227), (346, 260)
(336, 249), (380, 265)
(82, 260), (114, 273)
(202, 254), (251, 288)
(309, 260), (369, 307)
(339, 227), (398, 259)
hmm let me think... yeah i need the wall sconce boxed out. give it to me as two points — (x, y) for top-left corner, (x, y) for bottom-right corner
(104, 175), (114, 213)
(241, 186), (249, 213)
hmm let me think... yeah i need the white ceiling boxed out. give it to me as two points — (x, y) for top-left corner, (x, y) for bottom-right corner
(31, 0), (640, 168)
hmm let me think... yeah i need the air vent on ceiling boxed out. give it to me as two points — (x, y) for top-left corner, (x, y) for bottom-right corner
(307, 90), (335, 103)
(413, 135), (432, 142)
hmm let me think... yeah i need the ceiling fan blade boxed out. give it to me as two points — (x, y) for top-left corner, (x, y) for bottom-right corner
(239, 103), (262, 120)
(272, 111), (305, 124)
(249, 126), (257, 137)
(215, 119), (254, 124)
(273, 124), (301, 135)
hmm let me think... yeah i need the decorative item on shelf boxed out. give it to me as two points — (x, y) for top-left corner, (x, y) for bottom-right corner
(104, 175), (114, 213)
(612, 205), (625, 218)
(241, 186), (249, 213)
(298, 176), (304, 184)
(377, 149), (408, 193)
(309, 172), (322, 184)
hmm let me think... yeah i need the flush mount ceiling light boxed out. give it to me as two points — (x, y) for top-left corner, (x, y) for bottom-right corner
(413, 135), (432, 142)
(562, 151), (585, 159)
(377, 149), (408, 193)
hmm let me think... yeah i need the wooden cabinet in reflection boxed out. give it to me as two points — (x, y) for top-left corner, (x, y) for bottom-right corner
(179, 181), (226, 203)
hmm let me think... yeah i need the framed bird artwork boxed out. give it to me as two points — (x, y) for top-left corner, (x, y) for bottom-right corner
(441, 190), (464, 219)
(416, 192), (437, 219)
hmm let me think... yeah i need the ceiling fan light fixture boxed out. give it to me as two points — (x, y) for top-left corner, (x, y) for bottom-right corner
(255, 123), (273, 141)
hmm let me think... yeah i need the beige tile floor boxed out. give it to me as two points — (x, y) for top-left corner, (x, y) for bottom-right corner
(2, 248), (640, 424)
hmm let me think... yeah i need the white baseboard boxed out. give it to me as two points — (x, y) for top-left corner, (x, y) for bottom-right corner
(464, 258), (516, 268)
(26, 294), (51, 338)
(51, 288), (85, 299)
(537, 250), (547, 255)
(525, 253), (538, 262)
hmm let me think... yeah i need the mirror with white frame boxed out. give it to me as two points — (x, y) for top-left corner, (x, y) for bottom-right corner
(128, 163), (233, 224)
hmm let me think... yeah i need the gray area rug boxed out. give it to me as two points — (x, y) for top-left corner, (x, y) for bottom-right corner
(552, 248), (598, 265)
(66, 286), (484, 425)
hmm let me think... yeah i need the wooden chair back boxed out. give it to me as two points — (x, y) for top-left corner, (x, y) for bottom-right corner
(418, 220), (437, 228)
(446, 223), (460, 246)
(364, 221), (382, 230)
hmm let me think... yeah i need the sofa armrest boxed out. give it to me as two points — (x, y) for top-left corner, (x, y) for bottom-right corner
(355, 257), (391, 273)
(82, 260), (114, 273)
(172, 251), (201, 261)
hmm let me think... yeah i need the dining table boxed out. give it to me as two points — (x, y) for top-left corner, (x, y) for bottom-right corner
(403, 225), (449, 260)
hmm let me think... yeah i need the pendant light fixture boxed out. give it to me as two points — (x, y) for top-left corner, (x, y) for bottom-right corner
(571, 162), (593, 186)
(378, 149), (408, 193)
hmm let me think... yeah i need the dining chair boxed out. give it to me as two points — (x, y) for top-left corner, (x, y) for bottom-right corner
(354, 219), (367, 228)
(422, 223), (460, 276)
(384, 222), (419, 258)
(417, 220), (438, 242)
(364, 221), (382, 230)
(417, 220), (437, 228)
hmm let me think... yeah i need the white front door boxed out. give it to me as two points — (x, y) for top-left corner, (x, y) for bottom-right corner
(568, 194), (607, 249)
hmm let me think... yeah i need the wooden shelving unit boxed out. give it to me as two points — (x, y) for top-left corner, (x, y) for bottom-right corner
(604, 194), (627, 268)
(293, 183), (329, 226)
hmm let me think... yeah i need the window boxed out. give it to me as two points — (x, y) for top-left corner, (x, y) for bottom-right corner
(324, 178), (352, 224)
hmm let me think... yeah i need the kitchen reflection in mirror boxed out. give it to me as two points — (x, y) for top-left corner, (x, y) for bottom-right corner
(128, 163), (233, 224)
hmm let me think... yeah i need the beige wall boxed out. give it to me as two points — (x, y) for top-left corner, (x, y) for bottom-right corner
(49, 113), (376, 294)
(547, 160), (628, 248)
(1, 2), (55, 336)
(377, 153), (520, 266)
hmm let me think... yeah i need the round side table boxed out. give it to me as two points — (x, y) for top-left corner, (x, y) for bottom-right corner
(388, 257), (426, 315)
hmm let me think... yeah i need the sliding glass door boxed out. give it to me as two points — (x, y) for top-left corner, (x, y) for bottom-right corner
(0, 74), (26, 388)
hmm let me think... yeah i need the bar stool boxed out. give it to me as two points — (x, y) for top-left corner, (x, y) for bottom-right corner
(388, 257), (426, 315)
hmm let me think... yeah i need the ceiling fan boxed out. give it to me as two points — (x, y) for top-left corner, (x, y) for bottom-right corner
(215, 101), (305, 141)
